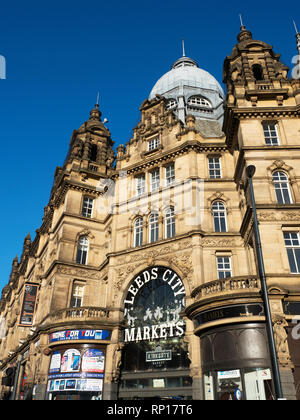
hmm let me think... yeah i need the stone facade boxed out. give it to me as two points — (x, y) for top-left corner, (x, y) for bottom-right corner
(1, 25), (300, 400)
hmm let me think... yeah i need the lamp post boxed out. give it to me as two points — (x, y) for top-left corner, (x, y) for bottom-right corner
(246, 165), (284, 400)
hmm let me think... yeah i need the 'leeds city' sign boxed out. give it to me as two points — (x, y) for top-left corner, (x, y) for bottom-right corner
(123, 266), (186, 343)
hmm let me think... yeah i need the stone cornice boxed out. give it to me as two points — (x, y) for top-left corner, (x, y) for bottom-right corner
(118, 140), (227, 175)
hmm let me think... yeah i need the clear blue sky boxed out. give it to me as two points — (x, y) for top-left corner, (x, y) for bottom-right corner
(0, 0), (299, 292)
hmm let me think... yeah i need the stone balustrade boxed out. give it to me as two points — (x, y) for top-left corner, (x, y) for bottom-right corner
(191, 276), (260, 301)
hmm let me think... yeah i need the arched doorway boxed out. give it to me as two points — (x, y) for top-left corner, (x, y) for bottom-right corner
(118, 266), (192, 400)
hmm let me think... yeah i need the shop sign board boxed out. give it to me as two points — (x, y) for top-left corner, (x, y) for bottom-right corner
(146, 349), (172, 362)
(49, 329), (111, 343)
(193, 304), (264, 327)
(218, 370), (240, 379)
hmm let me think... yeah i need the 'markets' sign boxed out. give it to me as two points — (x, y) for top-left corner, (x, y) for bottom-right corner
(123, 266), (186, 343)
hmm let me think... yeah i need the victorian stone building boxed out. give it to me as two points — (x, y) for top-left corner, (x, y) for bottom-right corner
(1, 25), (300, 400)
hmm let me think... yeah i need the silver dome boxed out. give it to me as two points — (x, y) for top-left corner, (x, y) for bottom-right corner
(149, 55), (224, 125)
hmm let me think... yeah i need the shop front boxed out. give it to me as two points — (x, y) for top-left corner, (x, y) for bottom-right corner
(200, 323), (274, 400)
(187, 302), (275, 400)
(46, 329), (111, 400)
(119, 266), (193, 400)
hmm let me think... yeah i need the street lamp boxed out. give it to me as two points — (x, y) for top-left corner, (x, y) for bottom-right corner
(246, 165), (284, 400)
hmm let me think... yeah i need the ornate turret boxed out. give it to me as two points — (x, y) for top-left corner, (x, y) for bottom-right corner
(223, 24), (290, 94)
(65, 102), (115, 176)
(223, 25), (294, 150)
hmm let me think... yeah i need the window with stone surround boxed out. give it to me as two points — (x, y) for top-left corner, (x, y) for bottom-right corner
(272, 171), (292, 204)
(76, 236), (89, 265)
(284, 232), (300, 274)
(70, 282), (85, 307)
(216, 256), (232, 279)
(134, 217), (143, 247)
(212, 201), (227, 232)
(208, 156), (222, 179)
(263, 123), (280, 146)
(82, 196), (94, 218)
(149, 213), (159, 243)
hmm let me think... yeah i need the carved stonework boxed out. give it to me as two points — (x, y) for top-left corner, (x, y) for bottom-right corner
(272, 314), (293, 368)
(258, 211), (300, 222)
(112, 239), (194, 305)
(56, 265), (107, 282)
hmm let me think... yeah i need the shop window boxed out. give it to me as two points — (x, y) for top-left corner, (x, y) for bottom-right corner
(203, 368), (273, 400)
(272, 171), (292, 204)
(204, 372), (214, 400)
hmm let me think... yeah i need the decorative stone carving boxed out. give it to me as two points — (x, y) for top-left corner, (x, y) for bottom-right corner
(112, 239), (194, 304)
(272, 314), (293, 368)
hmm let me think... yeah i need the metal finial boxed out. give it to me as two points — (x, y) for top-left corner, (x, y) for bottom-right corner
(239, 14), (245, 29)
(293, 20), (299, 34)
(182, 38), (185, 57)
(96, 91), (100, 106)
(293, 20), (300, 55)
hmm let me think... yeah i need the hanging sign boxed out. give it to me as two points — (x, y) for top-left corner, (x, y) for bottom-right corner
(19, 283), (39, 326)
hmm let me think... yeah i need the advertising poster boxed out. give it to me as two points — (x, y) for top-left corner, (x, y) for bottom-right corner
(61, 349), (81, 373)
(49, 351), (61, 373)
(19, 284), (38, 326)
(82, 349), (105, 373)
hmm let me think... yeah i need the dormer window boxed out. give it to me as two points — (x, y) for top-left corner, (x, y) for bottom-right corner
(166, 99), (177, 110)
(148, 136), (160, 151)
(187, 96), (211, 108)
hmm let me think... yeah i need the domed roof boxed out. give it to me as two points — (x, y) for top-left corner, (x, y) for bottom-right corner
(148, 55), (225, 125)
(149, 56), (224, 100)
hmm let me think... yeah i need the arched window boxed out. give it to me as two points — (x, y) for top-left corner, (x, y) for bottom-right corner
(187, 96), (211, 108)
(165, 207), (175, 239)
(134, 217), (143, 247)
(252, 64), (264, 81)
(212, 201), (227, 232)
(149, 213), (159, 243)
(272, 171), (292, 204)
(76, 236), (89, 265)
